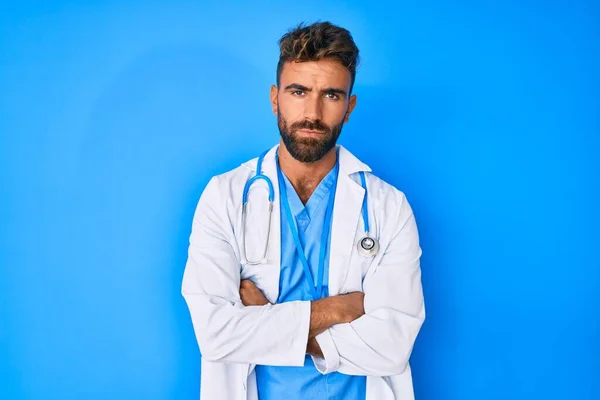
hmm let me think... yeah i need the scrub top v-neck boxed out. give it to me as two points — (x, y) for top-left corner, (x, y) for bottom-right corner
(254, 154), (366, 400)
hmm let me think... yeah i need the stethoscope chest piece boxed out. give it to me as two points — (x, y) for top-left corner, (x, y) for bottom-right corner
(357, 236), (379, 257)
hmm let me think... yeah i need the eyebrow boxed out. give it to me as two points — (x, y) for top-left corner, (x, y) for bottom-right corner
(283, 83), (348, 98)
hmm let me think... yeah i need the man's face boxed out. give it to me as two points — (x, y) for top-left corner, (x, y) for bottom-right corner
(270, 58), (357, 163)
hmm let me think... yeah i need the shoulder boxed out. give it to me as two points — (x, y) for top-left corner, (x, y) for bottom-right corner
(339, 144), (414, 221)
(209, 163), (253, 190)
(362, 172), (413, 219)
(191, 158), (256, 231)
(202, 145), (279, 198)
(362, 172), (409, 207)
(199, 160), (255, 208)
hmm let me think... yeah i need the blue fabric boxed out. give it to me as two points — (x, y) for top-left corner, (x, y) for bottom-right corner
(255, 159), (366, 400)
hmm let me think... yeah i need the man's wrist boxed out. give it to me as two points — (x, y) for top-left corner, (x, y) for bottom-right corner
(317, 297), (343, 325)
(309, 297), (344, 338)
(326, 296), (346, 324)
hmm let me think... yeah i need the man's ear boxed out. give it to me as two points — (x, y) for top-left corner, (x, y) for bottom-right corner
(344, 94), (357, 123)
(270, 85), (279, 115)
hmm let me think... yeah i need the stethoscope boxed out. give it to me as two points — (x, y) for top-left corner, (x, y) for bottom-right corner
(241, 149), (379, 267)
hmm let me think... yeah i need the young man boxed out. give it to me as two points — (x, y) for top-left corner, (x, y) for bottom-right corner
(182, 21), (425, 400)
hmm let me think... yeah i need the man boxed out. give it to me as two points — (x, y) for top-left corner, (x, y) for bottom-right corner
(182, 21), (425, 400)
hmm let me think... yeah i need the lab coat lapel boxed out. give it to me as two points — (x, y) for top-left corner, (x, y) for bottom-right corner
(328, 146), (370, 296)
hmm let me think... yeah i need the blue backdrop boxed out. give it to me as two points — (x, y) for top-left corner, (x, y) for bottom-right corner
(1, 1), (598, 399)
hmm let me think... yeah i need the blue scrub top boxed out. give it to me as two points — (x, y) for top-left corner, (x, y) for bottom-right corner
(255, 160), (366, 400)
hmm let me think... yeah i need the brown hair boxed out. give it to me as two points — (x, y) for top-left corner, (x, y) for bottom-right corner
(277, 21), (360, 93)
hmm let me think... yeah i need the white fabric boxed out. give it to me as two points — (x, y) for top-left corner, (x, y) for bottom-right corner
(182, 145), (425, 400)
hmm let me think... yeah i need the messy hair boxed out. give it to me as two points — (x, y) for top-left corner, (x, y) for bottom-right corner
(276, 21), (360, 93)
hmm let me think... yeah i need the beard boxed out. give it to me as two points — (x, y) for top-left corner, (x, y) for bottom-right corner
(278, 113), (345, 163)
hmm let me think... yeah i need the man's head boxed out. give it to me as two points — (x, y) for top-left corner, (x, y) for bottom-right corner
(270, 22), (360, 163)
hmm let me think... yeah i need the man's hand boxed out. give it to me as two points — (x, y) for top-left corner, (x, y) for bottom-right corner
(308, 291), (365, 338)
(306, 292), (365, 358)
(240, 279), (270, 306)
(307, 337), (324, 358)
(331, 292), (365, 323)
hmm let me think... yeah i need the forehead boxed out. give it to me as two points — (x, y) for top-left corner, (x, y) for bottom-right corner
(279, 59), (352, 90)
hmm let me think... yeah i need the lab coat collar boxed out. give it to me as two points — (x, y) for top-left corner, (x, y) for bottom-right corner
(242, 144), (372, 177)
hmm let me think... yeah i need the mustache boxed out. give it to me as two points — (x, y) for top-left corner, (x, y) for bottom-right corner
(290, 120), (331, 134)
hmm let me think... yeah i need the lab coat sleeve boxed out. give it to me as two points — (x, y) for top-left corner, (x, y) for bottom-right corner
(181, 176), (311, 366)
(311, 193), (425, 376)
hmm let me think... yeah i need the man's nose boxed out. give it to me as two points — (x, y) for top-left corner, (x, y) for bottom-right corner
(303, 95), (323, 121)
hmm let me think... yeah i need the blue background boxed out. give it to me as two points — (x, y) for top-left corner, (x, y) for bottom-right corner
(1, 1), (598, 399)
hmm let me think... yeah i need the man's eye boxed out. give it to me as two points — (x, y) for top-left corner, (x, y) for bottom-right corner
(325, 93), (339, 100)
(292, 90), (305, 96)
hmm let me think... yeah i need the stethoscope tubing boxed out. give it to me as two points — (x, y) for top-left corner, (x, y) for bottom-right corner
(241, 148), (379, 265)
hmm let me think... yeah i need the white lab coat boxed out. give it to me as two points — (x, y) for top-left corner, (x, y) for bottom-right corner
(182, 144), (425, 400)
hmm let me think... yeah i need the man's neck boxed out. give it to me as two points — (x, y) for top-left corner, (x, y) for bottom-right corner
(277, 141), (337, 204)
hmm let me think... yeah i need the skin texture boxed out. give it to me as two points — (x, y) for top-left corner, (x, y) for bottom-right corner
(239, 59), (364, 359)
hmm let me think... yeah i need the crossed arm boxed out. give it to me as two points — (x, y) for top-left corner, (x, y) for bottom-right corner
(182, 177), (424, 375)
(239, 279), (365, 358)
